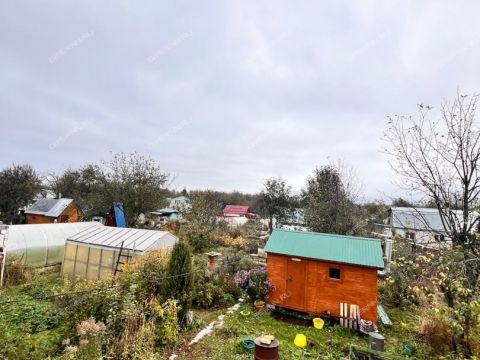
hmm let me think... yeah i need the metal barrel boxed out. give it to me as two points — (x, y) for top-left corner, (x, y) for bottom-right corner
(254, 338), (279, 360)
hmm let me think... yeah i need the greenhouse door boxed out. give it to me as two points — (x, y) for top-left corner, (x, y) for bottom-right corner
(285, 258), (305, 310)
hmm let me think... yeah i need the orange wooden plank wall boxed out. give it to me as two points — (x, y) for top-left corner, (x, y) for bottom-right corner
(267, 253), (378, 323)
(25, 204), (80, 224)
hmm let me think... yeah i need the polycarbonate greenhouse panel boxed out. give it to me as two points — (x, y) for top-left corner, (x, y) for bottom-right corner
(61, 227), (178, 280)
(6, 223), (102, 266)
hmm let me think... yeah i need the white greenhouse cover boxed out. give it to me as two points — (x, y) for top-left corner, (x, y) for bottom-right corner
(6, 222), (102, 266)
(66, 226), (177, 253)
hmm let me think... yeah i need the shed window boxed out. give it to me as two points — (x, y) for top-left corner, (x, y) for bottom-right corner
(329, 268), (341, 280)
(434, 234), (445, 242)
(405, 231), (415, 241)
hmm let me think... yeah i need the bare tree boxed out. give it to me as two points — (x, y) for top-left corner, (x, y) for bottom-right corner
(384, 91), (480, 355)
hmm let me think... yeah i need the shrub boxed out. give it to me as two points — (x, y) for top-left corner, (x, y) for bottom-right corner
(193, 278), (225, 309)
(103, 297), (179, 359)
(121, 249), (169, 301)
(4, 255), (35, 285)
(234, 267), (275, 303)
(220, 250), (257, 275)
(217, 273), (242, 300)
(217, 234), (246, 250)
(161, 220), (181, 235)
(59, 277), (122, 328)
(179, 224), (215, 252)
(380, 237), (434, 308)
(112, 320), (158, 360)
(192, 264), (221, 309)
(192, 257), (240, 309)
(417, 308), (453, 354)
(166, 241), (194, 323)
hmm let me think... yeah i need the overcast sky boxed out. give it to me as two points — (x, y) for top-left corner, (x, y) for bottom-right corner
(1, 1), (480, 200)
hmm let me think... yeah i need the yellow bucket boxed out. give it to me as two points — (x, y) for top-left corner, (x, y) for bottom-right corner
(294, 333), (307, 348)
(313, 317), (324, 330)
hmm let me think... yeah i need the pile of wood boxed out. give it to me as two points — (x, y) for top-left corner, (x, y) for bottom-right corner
(340, 303), (377, 333)
(340, 303), (360, 330)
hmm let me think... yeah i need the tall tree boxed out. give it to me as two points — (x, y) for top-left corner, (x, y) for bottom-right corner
(385, 92), (480, 355)
(48, 164), (108, 220)
(184, 190), (222, 228)
(302, 164), (359, 235)
(102, 152), (169, 226)
(259, 177), (292, 233)
(0, 164), (42, 224)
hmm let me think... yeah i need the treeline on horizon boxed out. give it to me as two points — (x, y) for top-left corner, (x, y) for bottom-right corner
(0, 151), (430, 229)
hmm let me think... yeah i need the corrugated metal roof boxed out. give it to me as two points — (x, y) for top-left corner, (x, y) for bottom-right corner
(390, 207), (478, 232)
(264, 229), (384, 269)
(223, 205), (249, 216)
(151, 208), (179, 215)
(25, 198), (74, 217)
(66, 226), (177, 252)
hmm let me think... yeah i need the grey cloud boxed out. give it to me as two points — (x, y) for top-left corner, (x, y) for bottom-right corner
(1, 0), (480, 199)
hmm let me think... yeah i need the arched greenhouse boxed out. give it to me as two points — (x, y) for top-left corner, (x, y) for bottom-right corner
(4, 222), (102, 267)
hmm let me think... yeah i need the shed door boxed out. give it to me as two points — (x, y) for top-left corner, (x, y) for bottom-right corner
(285, 258), (306, 309)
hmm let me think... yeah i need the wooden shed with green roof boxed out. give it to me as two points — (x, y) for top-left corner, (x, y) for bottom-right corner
(264, 229), (384, 323)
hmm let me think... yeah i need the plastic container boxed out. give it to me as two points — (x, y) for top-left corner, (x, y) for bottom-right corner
(313, 318), (324, 329)
(241, 337), (255, 351)
(294, 334), (307, 348)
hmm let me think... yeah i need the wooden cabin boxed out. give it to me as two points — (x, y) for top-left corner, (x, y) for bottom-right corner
(25, 198), (80, 224)
(264, 229), (384, 323)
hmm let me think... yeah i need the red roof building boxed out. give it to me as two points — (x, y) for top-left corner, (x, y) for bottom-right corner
(223, 205), (250, 217)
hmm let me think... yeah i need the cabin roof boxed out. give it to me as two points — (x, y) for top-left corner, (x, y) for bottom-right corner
(151, 207), (179, 215)
(25, 198), (74, 217)
(264, 229), (384, 269)
(223, 205), (249, 215)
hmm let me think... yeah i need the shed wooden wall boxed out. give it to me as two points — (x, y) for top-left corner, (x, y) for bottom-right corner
(59, 204), (80, 223)
(26, 204), (80, 224)
(25, 214), (54, 224)
(267, 253), (378, 323)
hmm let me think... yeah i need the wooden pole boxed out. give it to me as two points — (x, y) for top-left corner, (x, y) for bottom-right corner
(340, 303), (344, 327)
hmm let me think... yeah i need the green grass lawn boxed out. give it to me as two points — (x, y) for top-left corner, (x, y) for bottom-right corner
(0, 267), (71, 360)
(173, 304), (436, 360)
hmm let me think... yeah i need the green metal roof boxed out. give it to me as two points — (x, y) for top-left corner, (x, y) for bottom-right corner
(264, 229), (384, 269)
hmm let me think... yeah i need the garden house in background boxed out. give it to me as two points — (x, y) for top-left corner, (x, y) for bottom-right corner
(151, 208), (181, 225)
(25, 198), (80, 224)
(61, 225), (178, 280)
(372, 207), (479, 249)
(167, 196), (191, 211)
(265, 229), (384, 323)
(222, 205), (256, 227)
